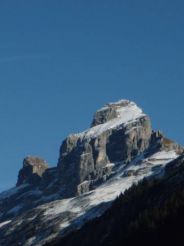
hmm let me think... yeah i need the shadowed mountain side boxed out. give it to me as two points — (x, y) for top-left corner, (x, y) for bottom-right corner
(46, 155), (184, 246)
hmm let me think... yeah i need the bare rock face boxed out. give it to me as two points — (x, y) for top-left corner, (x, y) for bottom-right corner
(16, 156), (48, 186)
(57, 100), (152, 197)
(149, 130), (183, 155)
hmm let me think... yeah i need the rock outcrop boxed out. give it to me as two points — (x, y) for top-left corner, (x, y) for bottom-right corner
(149, 130), (183, 155)
(16, 156), (48, 186)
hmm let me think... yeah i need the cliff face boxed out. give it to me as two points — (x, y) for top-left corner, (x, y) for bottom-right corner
(0, 99), (183, 246)
(57, 100), (152, 197)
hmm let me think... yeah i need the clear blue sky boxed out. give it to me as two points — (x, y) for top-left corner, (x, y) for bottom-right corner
(0, 0), (184, 192)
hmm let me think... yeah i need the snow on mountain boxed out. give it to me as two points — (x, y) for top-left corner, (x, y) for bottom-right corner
(75, 100), (145, 139)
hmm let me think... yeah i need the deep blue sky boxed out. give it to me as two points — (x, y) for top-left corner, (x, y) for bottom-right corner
(0, 0), (184, 192)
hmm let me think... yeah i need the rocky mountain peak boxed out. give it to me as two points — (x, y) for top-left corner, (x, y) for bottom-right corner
(57, 100), (152, 197)
(16, 156), (48, 186)
(91, 99), (132, 127)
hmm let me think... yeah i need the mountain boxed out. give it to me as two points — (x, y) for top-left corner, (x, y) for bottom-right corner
(0, 99), (183, 246)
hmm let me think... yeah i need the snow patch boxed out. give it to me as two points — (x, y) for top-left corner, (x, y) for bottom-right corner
(149, 150), (178, 160)
(0, 220), (11, 229)
(75, 101), (145, 139)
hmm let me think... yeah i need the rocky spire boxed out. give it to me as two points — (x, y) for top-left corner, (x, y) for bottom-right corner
(16, 156), (48, 186)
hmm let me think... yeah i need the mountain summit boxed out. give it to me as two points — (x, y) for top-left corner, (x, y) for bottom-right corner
(0, 99), (183, 246)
